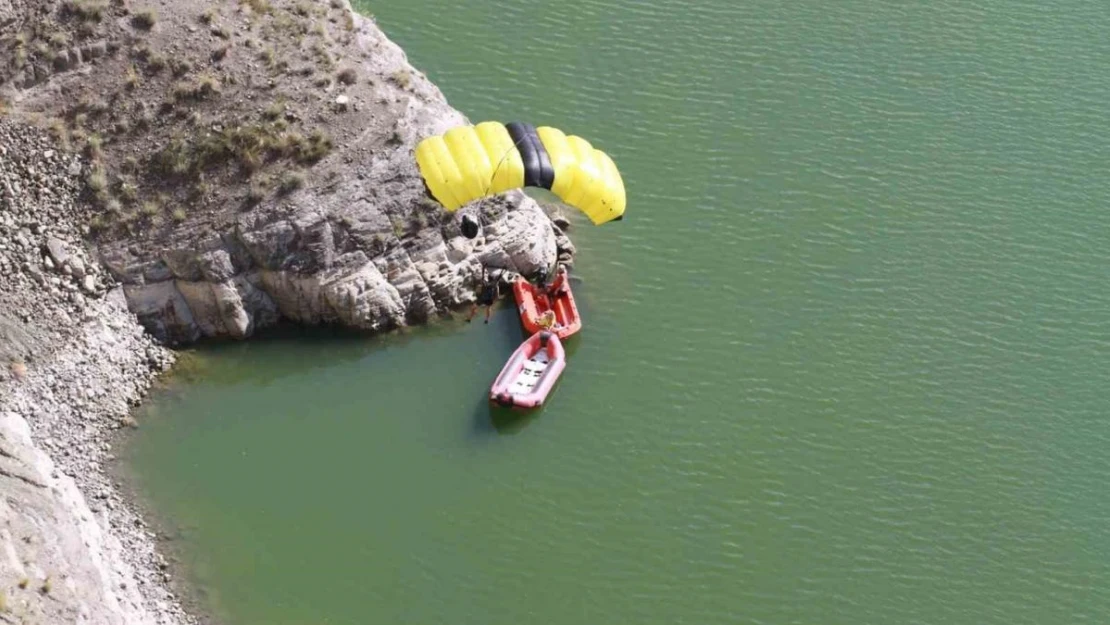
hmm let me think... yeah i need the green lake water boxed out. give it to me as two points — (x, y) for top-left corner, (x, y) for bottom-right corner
(124, 1), (1110, 623)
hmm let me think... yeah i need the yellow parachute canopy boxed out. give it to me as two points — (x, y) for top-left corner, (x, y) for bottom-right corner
(415, 121), (626, 225)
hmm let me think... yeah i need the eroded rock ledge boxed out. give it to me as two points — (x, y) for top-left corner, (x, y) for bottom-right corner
(101, 189), (568, 344)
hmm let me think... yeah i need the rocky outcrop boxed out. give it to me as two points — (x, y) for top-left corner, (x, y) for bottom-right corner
(68, 2), (569, 345)
(100, 189), (562, 344)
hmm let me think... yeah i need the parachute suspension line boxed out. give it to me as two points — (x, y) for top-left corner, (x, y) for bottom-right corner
(480, 134), (529, 200)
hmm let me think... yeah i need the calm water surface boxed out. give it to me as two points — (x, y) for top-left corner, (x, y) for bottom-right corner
(125, 1), (1110, 623)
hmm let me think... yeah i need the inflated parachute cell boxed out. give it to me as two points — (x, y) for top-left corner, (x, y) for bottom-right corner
(414, 121), (626, 225)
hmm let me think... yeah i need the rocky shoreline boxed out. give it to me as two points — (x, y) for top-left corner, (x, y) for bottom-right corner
(1, 120), (187, 624)
(1, 0), (573, 623)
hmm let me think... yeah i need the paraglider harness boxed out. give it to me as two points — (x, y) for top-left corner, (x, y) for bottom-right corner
(478, 268), (504, 306)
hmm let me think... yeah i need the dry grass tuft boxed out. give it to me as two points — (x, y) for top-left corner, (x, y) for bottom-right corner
(131, 9), (157, 30)
(171, 74), (221, 101)
(124, 64), (141, 89)
(390, 69), (412, 90)
(241, 0), (272, 14)
(87, 164), (108, 193)
(62, 0), (108, 22)
(278, 170), (306, 194)
(336, 66), (358, 85)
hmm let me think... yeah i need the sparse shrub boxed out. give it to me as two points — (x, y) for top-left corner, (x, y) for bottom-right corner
(76, 20), (98, 38)
(85, 133), (103, 160)
(0, 590), (7, 613)
(280, 128), (333, 163)
(119, 181), (138, 203)
(77, 95), (109, 117)
(131, 9), (157, 30)
(246, 178), (269, 204)
(147, 53), (167, 72)
(199, 8), (216, 24)
(278, 170), (305, 194)
(170, 58), (193, 77)
(390, 69), (412, 90)
(260, 46), (275, 66)
(141, 200), (160, 216)
(17, 578), (29, 590)
(124, 64), (140, 89)
(312, 42), (334, 70)
(336, 66), (357, 85)
(211, 24), (231, 39)
(49, 32), (70, 47)
(62, 0), (107, 22)
(172, 207), (187, 222)
(211, 45), (230, 62)
(241, 0), (272, 14)
(262, 100), (284, 120)
(171, 74), (221, 101)
(134, 45), (167, 72)
(48, 118), (69, 147)
(87, 165), (108, 193)
(40, 577), (52, 595)
(293, 2), (311, 16)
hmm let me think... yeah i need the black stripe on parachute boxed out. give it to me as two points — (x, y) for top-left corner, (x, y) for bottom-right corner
(506, 122), (555, 191)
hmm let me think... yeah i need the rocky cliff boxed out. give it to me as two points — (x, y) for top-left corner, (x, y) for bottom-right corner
(0, 0), (574, 622)
(3, 0), (573, 345)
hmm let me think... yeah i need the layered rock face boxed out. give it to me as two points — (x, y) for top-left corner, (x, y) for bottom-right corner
(101, 189), (563, 344)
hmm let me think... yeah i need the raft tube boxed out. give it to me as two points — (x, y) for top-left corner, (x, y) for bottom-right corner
(489, 331), (566, 410)
(512, 265), (582, 340)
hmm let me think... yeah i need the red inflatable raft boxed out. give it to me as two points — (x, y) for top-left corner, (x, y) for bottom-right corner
(490, 331), (566, 409)
(512, 266), (582, 340)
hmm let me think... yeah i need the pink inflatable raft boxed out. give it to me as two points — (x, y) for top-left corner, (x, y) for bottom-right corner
(489, 331), (566, 409)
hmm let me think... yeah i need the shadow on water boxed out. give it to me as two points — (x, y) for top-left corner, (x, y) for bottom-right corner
(157, 320), (468, 390)
(470, 357), (570, 437)
(470, 395), (542, 437)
